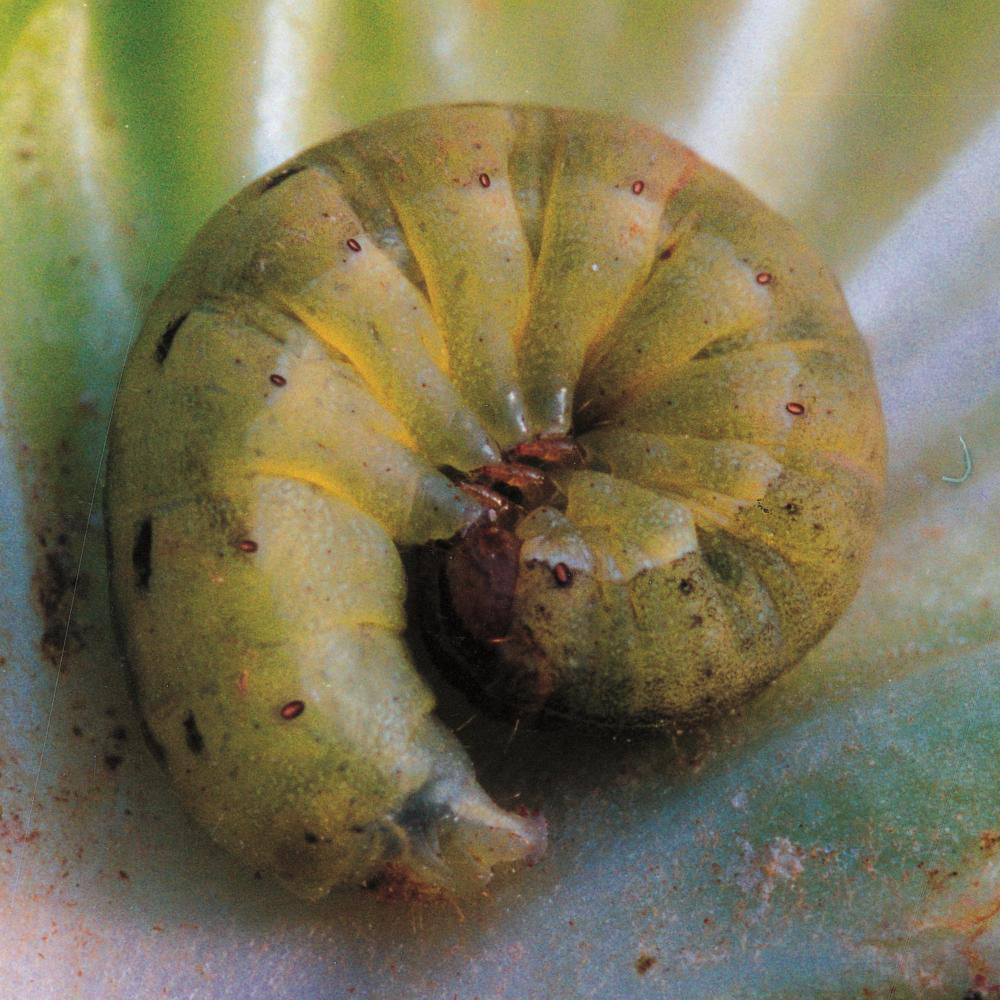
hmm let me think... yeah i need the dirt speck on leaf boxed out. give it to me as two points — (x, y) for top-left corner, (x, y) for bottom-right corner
(635, 953), (657, 975)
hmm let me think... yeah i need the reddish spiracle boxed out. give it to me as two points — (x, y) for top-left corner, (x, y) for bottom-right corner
(280, 700), (305, 720)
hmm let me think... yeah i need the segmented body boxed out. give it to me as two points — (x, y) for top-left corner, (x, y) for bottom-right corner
(105, 105), (886, 899)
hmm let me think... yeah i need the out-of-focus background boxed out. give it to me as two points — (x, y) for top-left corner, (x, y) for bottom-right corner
(1, 2), (997, 997)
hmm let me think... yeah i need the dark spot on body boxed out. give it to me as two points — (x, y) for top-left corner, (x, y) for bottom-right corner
(131, 518), (152, 591)
(678, 578), (694, 594)
(659, 245), (674, 261)
(261, 164), (307, 192)
(690, 614), (703, 627)
(154, 313), (188, 364)
(182, 711), (204, 754)
(280, 700), (305, 720)
(783, 502), (799, 515)
(112, 725), (127, 741)
(304, 831), (319, 844)
(104, 753), (123, 772)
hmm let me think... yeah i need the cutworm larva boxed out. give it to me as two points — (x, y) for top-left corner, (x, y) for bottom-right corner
(105, 105), (886, 899)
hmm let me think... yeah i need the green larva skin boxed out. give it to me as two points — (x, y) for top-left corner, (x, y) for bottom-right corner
(104, 105), (886, 900)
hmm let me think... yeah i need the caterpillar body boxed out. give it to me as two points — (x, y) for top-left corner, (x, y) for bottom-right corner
(105, 105), (886, 899)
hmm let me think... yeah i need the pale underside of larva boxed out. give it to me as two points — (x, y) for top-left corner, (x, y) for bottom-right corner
(104, 104), (886, 900)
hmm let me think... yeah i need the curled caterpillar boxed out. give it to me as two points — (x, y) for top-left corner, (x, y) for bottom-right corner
(105, 104), (886, 900)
